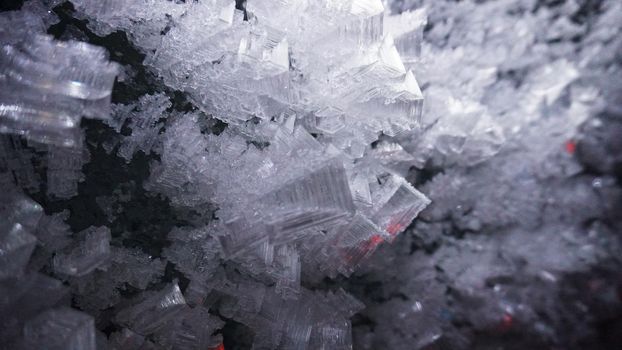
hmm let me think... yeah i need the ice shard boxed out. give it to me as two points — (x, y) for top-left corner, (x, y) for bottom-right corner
(117, 93), (171, 162)
(0, 190), (40, 280)
(116, 282), (187, 335)
(0, 35), (118, 147)
(46, 140), (88, 199)
(383, 9), (427, 62)
(0, 222), (37, 280)
(22, 307), (96, 350)
(53, 226), (111, 277)
(260, 159), (355, 243)
(370, 173), (431, 239)
(1, 190), (43, 231)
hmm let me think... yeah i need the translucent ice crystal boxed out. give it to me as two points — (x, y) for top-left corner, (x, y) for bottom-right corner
(0, 8), (46, 45)
(0, 135), (42, 192)
(145, 112), (212, 207)
(383, 9), (427, 63)
(0, 1), (441, 348)
(164, 226), (221, 279)
(22, 307), (96, 350)
(369, 174), (430, 239)
(153, 306), (224, 350)
(0, 35), (119, 147)
(259, 159), (355, 243)
(109, 247), (166, 290)
(65, 5), (433, 295)
(1, 189), (43, 231)
(117, 93), (171, 162)
(0, 190), (41, 280)
(46, 139), (89, 198)
(116, 282), (187, 335)
(333, 214), (386, 277)
(53, 226), (111, 277)
(273, 244), (302, 299)
(70, 0), (426, 147)
(0, 222), (37, 280)
(0, 0), (617, 349)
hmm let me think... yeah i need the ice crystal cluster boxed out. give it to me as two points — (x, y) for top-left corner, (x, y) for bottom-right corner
(1, 0), (621, 349)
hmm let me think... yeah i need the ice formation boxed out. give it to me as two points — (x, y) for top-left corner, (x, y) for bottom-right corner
(0, 33), (119, 147)
(0, 0), (621, 349)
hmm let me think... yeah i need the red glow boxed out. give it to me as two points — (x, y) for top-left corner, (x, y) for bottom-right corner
(386, 222), (405, 235)
(360, 234), (384, 254)
(348, 234), (385, 262)
(369, 234), (384, 246)
(343, 234), (386, 264)
(565, 140), (576, 155)
(499, 313), (513, 331)
(209, 343), (225, 350)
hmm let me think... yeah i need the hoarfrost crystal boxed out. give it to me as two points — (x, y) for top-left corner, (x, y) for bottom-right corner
(0, 35), (119, 147)
(0, 0), (431, 347)
(1, 0), (617, 349)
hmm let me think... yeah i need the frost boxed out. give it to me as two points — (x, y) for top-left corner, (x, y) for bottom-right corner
(53, 226), (111, 277)
(22, 307), (96, 350)
(0, 0), (620, 349)
(0, 35), (119, 147)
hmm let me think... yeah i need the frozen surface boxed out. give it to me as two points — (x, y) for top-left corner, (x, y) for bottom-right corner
(0, 34), (119, 147)
(0, 0), (620, 349)
(20, 307), (96, 350)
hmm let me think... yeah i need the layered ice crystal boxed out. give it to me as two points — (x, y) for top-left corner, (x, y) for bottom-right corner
(0, 0), (619, 349)
(21, 307), (96, 350)
(53, 226), (111, 277)
(0, 222), (37, 280)
(0, 190), (41, 280)
(0, 0), (495, 349)
(116, 282), (187, 335)
(68, 0), (426, 154)
(0, 35), (118, 147)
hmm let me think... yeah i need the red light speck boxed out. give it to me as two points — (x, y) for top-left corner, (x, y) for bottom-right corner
(209, 343), (225, 350)
(369, 234), (383, 246)
(565, 140), (576, 155)
(343, 234), (386, 264)
(360, 234), (384, 254)
(387, 222), (405, 235)
(499, 313), (513, 331)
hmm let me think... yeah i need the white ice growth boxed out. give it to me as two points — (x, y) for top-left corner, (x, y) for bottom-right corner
(0, 0), (619, 349)
(116, 93), (170, 162)
(58, 1), (432, 345)
(0, 222), (37, 280)
(70, 0), (425, 153)
(116, 282), (187, 336)
(53, 226), (111, 277)
(0, 190), (41, 280)
(384, 8), (427, 62)
(0, 8), (45, 45)
(0, 35), (119, 147)
(21, 307), (96, 350)
(46, 139), (90, 198)
(385, 0), (596, 168)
